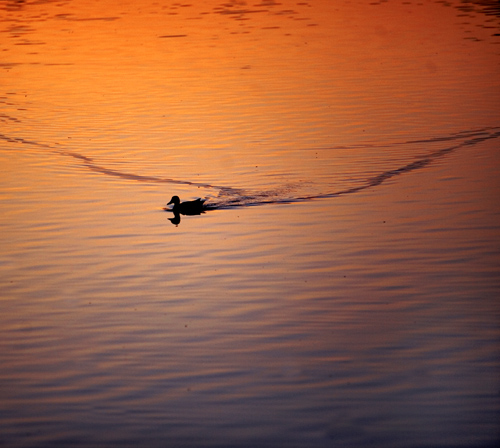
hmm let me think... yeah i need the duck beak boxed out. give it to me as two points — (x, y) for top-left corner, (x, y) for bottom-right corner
(167, 199), (173, 205)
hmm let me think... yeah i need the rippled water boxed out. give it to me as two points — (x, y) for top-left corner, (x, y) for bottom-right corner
(1, 0), (499, 447)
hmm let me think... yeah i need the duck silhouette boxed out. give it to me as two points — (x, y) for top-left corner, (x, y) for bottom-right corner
(165, 195), (207, 215)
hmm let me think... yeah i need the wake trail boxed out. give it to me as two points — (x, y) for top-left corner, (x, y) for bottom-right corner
(295, 128), (500, 202)
(1, 127), (499, 208)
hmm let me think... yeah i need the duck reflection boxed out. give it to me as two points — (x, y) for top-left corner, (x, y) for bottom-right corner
(164, 196), (207, 226)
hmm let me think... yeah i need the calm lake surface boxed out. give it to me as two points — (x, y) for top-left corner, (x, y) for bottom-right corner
(1, 0), (499, 447)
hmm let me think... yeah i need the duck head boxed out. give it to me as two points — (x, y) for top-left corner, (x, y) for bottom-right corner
(167, 195), (180, 206)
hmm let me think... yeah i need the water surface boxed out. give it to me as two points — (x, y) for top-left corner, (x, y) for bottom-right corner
(1, 0), (499, 447)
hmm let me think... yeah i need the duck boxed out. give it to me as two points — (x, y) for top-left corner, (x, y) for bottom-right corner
(166, 195), (206, 215)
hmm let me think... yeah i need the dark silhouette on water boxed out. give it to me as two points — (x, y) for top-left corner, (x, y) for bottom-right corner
(168, 212), (181, 226)
(164, 196), (208, 225)
(166, 195), (206, 214)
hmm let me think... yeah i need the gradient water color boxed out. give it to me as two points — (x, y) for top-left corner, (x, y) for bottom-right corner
(1, 1), (499, 447)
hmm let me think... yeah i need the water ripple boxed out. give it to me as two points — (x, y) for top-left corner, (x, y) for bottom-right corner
(2, 127), (499, 209)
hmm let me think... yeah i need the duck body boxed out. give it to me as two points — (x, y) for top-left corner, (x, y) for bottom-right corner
(166, 195), (206, 215)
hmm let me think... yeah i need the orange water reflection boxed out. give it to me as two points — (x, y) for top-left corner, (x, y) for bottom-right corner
(3, 0), (499, 147)
(2, 0), (499, 200)
(1, 0), (500, 447)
